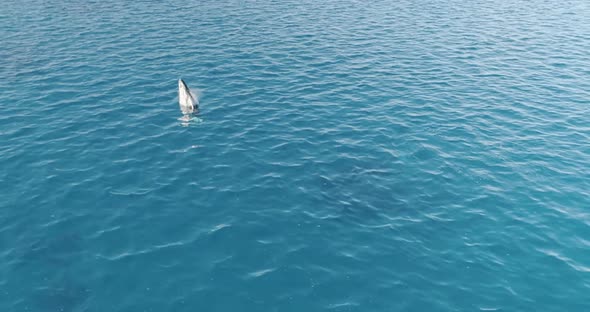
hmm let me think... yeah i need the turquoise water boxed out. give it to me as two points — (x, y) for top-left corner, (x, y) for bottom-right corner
(2, 0), (590, 310)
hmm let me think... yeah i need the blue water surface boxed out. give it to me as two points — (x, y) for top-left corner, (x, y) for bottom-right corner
(1, 0), (590, 311)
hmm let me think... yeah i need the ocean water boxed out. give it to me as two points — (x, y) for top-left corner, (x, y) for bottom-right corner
(1, 0), (590, 311)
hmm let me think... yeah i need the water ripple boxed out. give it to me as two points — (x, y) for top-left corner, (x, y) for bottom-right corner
(2, 0), (590, 311)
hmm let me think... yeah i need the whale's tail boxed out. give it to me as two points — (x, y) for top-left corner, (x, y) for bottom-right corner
(178, 79), (198, 114)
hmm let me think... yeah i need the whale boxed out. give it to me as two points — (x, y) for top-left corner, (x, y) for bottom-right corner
(178, 79), (198, 114)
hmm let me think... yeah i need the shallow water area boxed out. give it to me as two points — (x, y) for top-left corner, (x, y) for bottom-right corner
(1, 0), (590, 311)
